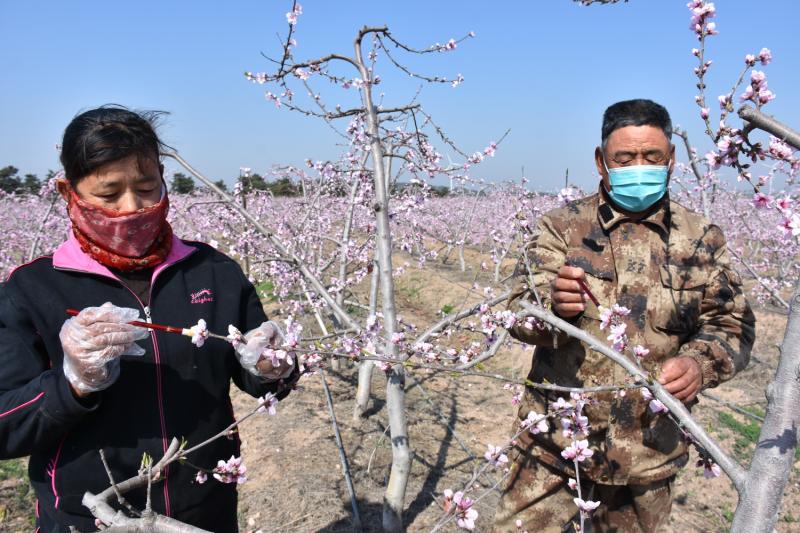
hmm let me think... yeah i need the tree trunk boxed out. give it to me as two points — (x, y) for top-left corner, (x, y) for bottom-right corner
(355, 36), (410, 531)
(354, 260), (379, 420)
(731, 281), (800, 532)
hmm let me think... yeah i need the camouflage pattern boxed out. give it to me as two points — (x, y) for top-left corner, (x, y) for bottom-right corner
(502, 187), (755, 486)
(493, 430), (674, 532)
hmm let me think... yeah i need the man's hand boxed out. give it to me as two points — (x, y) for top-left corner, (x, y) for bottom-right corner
(659, 356), (703, 402)
(551, 265), (587, 319)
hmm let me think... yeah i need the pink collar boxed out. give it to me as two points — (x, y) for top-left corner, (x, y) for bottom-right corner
(53, 232), (197, 283)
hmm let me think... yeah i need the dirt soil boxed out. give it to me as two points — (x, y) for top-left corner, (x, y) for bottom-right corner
(1, 252), (798, 532)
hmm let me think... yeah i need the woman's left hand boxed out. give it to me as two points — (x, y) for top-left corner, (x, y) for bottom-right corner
(234, 321), (295, 381)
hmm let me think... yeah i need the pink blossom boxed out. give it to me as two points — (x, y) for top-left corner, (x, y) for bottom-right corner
(739, 85), (754, 102)
(599, 307), (614, 330)
(561, 414), (589, 439)
(752, 192), (773, 209)
(257, 393), (278, 416)
(190, 319), (209, 348)
(633, 345), (650, 360)
(697, 458), (722, 478)
(561, 439), (593, 462)
(226, 325), (244, 349)
(213, 455), (247, 484)
(567, 478), (578, 491)
(441, 38), (457, 51)
(776, 197), (793, 212)
(705, 150), (722, 170)
(611, 304), (631, 317)
(195, 471), (207, 484)
(285, 3), (302, 25)
(700, 107), (710, 119)
(649, 399), (669, 414)
(558, 186), (581, 205)
(468, 151), (484, 164)
(263, 347), (290, 367)
(779, 214), (800, 237)
(484, 444), (509, 467)
(549, 397), (574, 414)
(521, 410), (549, 435)
(640, 386), (655, 401)
(758, 47), (772, 65)
(607, 322), (627, 350)
(744, 54), (756, 66)
(758, 88), (775, 104)
(574, 497), (601, 514)
(443, 490), (479, 530)
(717, 93), (731, 109)
(751, 70), (766, 86)
(769, 137), (795, 160)
(511, 391), (522, 406)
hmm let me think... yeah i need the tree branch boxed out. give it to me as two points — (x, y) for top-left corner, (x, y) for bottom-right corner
(738, 105), (800, 149)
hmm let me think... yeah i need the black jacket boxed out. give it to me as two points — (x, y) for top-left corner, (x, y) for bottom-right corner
(0, 236), (293, 532)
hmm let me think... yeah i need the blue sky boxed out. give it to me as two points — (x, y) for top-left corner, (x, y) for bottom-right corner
(1, 1), (797, 191)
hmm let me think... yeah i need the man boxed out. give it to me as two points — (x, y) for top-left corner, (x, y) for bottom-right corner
(494, 99), (755, 532)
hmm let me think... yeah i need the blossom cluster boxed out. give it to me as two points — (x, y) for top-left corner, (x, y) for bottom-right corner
(441, 489), (479, 530)
(688, 0), (716, 40)
(211, 455), (247, 484)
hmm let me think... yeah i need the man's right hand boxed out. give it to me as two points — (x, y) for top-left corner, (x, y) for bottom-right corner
(550, 265), (587, 319)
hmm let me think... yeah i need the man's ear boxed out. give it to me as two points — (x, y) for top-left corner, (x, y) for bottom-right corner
(669, 143), (676, 174)
(55, 178), (72, 203)
(595, 147), (606, 178)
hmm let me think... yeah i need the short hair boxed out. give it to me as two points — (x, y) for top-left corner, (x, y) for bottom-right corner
(601, 99), (672, 148)
(60, 105), (170, 186)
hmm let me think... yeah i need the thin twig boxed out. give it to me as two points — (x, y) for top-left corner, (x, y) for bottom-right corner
(98, 449), (139, 517)
(320, 369), (364, 532)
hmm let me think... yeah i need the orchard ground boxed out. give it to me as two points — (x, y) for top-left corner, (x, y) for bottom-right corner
(2, 244), (794, 532)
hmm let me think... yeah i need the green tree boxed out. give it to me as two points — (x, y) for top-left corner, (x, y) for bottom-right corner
(212, 179), (228, 193)
(22, 174), (40, 194)
(266, 176), (300, 196)
(170, 172), (196, 194)
(0, 166), (22, 193)
(238, 173), (268, 193)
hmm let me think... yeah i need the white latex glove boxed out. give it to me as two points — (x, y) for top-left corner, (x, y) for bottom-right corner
(234, 321), (295, 381)
(60, 302), (149, 395)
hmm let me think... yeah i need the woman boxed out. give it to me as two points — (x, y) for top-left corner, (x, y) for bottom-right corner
(0, 106), (296, 532)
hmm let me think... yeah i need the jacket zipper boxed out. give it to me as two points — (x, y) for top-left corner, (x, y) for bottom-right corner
(53, 252), (196, 518)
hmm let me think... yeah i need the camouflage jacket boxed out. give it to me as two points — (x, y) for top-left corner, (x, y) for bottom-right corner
(508, 187), (755, 485)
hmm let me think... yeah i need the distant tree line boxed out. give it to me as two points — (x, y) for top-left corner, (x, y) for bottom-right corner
(170, 171), (303, 197)
(0, 166), (59, 194)
(1, 165), (456, 197)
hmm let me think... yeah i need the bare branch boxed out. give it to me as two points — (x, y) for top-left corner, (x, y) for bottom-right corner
(738, 105), (800, 150)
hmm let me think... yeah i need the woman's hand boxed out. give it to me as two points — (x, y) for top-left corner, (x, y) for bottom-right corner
(234, 321), (295, 381)
(60, 302), (149, 397)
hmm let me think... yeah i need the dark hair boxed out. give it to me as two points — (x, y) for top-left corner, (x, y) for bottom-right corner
(601, 99), (672, 148)
(60, 105), (170, 185)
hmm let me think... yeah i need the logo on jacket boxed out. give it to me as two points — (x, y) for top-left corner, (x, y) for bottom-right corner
(190, 288), (214, 305)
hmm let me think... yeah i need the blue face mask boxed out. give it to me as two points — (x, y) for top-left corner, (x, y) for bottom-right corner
(604, 160), (670, 213)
